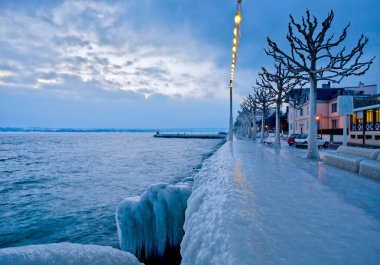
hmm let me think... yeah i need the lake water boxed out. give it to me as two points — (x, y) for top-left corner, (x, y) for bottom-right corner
(0, 132), (222, 248)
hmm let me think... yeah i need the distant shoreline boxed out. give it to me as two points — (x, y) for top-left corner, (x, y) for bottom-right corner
(0, 127), (227, 133)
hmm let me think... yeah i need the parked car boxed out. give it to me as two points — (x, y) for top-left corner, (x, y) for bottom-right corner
(294, 134), (329, 148)
(287, 134), (300, 146)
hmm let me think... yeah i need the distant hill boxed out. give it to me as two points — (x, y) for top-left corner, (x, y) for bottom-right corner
(0, 127), (227, 133)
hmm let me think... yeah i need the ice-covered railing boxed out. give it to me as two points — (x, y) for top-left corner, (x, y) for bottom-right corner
(0, 243), (143, 265)
(116, 182), (191, 264)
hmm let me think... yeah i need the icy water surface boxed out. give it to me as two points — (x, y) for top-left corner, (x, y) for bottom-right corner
(0, 132), (222, 248)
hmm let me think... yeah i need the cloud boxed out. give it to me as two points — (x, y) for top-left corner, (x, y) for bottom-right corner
(0, 0), (229, 100)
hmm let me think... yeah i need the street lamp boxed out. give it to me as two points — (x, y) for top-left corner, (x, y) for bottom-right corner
(316, 115), (322, 137)
(228, 0), (242, 142)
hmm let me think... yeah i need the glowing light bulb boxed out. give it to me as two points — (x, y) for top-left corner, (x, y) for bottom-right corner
(235, 13), (241, 25)
(232, 46), (237, 53)
(233, 38), (237, 45)
(233, 27), (238, 36)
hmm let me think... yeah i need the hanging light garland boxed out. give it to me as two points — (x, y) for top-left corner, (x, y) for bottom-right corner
(228, 0), (242, 141)
(230, 2), (242, 83)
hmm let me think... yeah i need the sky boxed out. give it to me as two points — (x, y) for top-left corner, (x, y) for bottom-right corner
(0, 0), (379, 129)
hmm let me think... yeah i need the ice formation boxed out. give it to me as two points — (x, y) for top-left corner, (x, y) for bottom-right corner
(359, 159), (380, 180)
(0, 243), (142, 265)
(180, 144), (238, 265)
(181, 139), (380, 265)
(116, 182), (191, 261)
(324, 146), (380, 173)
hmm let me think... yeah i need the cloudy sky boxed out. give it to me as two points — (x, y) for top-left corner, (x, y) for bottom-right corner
(0, 0), (379, 129)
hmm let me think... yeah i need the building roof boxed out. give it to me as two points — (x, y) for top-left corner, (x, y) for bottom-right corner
(287, 83), (378, 107)
(317, 89), (342, 101)
(354, 94), (380, 108)
(287, 88), (341, 105)
(354, 103), (380, 112)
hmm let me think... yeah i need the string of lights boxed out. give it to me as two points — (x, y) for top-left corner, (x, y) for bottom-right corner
(229, 0), (242, 141)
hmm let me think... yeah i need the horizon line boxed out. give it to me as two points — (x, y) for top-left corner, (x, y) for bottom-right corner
(0, 127), (228, 133)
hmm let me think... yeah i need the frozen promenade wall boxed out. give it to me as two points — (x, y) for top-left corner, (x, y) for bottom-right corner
(116, 182), (191, 265)
(180, 142), (241, 265)
(0, 243), (143, 265)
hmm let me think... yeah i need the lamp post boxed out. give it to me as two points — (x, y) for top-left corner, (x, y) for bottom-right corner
(228, 0), (242, 141)
(229, 81), (233, 141)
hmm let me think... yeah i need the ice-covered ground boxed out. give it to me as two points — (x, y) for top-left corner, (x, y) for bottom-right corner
(181, 137), (380, 265)
(0, 243), (142, 265)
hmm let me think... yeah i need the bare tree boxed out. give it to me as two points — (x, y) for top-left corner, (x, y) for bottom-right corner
(239, 102), (252, 137)
(250, 84), (275, 143)
(259, 63), (300, 149)
(266, 10), (374, 159)
(234, 110), (250, 137)
(243, 95), (259, 140)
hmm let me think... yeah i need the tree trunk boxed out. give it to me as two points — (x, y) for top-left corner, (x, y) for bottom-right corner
(307, 76), (319, 159)
(292, 107), (296, 134)
(260, 112), (265, 143)
(247, 120), (252, 138)
(252, 111), (257, 140)
(274, 101), (281, 149)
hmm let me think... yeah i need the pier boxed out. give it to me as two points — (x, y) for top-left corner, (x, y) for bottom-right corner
(153, 132), (226, 139)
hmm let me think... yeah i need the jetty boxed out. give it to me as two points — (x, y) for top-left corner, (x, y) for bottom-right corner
(153, 132), (227, 139)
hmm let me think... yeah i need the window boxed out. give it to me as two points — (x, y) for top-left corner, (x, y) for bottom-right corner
(366, 110), (373, 123)
(366, 135), (372, 140)
(306, 106), (309, 115)
(351, 135), (356, 139)
(358, 135), (364, 139)
(357, 111), (363, 123)
(290, 124), (293, 130)
(351, 112), (357, 124)
(306, 122), (309, 130)
(331, 103), (337, 113)
(300, 108), (303, 116)
(376, 108), (380, 122)
(332, 119), (338, 129)
(375, 135), (380, 140)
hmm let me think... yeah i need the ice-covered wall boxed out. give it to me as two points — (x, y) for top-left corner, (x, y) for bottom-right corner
(116, 182), (191, 262)
(180, 144), (237, 265)
(0, 243), (142, 265)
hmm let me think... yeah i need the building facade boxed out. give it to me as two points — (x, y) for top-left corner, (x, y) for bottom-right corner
(288, 83), (378, 144)
(350, 102), (380, 146)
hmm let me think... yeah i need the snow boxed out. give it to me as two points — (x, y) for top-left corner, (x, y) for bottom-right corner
(337, 145), (380, 159)
(324, 152), (363, 172)
(359, 159), (380, 180)
(116, 182), (191, 259)
(181, 137), (380, 265)
(0, 243), (142, 265)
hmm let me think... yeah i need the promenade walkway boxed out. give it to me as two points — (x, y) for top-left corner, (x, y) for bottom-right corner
(181, 137), (380, 265)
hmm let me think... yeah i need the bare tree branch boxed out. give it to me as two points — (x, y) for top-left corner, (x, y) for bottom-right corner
(265, 9), (375, 158)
